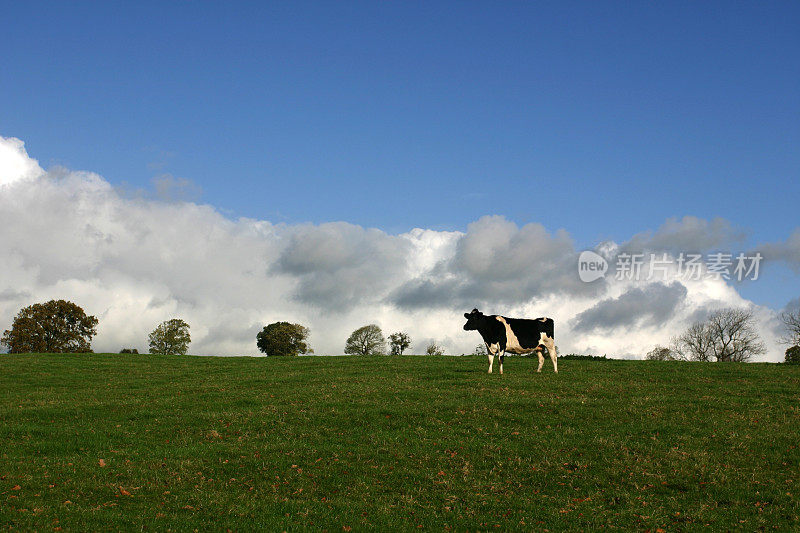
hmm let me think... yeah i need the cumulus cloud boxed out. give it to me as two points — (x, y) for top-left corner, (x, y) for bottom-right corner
(275, 222), (410, 309)
(571, 282), (688, 332)
(760, 229), (800, 272)
(391, 216), (603, 310)
(623, 216), (748, 253)
(0, 136), (43, 185)
(0, 135), (791, 360)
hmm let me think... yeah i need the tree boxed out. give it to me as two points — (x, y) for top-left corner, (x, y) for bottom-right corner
(388, 332), (411, 355)
(645, 345), (679, 361)
(148, 319), (191, 355)
(425, 341), (445, 356)
(0, 300), (98, 353)
(344, 324), (386, 356)
(673, 322), (714, 362)
(472, 344), (488, 356)
(785, 346), (800, 365)
(257, 322), (312, 356)
(674, 308), (766, 362)
(119, 348), (139, 354)
(780, 309), (800, 347)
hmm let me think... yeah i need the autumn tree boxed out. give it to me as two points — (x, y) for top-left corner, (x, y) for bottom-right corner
(388, 332), (411, 355)
(645, 345), (680, 361)
(257, 322), (312, 356)
(0, 300), (98, 353)
(344, 324), (386, 356)
(148, 319), (191, 355)
(674, 308), (766, 362)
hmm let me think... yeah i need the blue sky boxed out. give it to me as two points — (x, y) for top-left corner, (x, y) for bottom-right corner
(4, 2), (798, 239)
(1, 2), (799, 356)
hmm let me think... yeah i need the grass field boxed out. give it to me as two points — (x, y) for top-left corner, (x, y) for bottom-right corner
(1, 354), (799, 531)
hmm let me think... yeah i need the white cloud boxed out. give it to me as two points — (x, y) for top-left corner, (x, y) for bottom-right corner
(0, 137), (44, 185)
(0, 135), (792, 360)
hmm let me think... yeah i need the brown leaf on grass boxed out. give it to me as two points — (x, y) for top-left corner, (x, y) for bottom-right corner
(119, 487), (131, 496)
(98, 459), (106, 467)
(12, 485), (21, 490)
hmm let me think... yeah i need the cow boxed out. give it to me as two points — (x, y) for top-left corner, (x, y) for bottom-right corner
(463, 308), (557, 374)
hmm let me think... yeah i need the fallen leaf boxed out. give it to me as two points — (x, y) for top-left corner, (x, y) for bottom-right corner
(98, 459), (106, 467)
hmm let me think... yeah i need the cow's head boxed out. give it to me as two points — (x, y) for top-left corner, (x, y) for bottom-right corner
(463, 308), (483, 330)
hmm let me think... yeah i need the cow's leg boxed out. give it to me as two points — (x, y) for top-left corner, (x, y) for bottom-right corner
(487, 353), (494, 374)
(544, 338), (558, 373)
(499, 352), (505, 375)
(536, 347), (545, 372)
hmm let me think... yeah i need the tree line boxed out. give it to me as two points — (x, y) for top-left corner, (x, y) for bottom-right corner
(0, 299), (447, 356)
(0, 300), (193, 355)
(258, 322), (443, 356)
(3, 299), (800, 362)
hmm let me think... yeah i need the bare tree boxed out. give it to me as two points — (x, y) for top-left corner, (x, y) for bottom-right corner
(344, 324), (386, 356)
(675, 308), (766, 362)
(673, 322), (715, 362)
(707, 308), (766, 362)
(780, 309), (800, 347)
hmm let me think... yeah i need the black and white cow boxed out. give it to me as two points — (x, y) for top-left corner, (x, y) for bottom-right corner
(463, 308), (557, 374)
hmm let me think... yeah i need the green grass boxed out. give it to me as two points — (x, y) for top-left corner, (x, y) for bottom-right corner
(1, 354), (799, 531)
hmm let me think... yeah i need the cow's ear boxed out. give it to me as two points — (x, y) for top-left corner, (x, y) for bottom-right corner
(464, 313), (471, 319)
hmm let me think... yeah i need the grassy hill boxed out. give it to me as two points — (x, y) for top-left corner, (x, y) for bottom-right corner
(1, 354), (798, 530)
